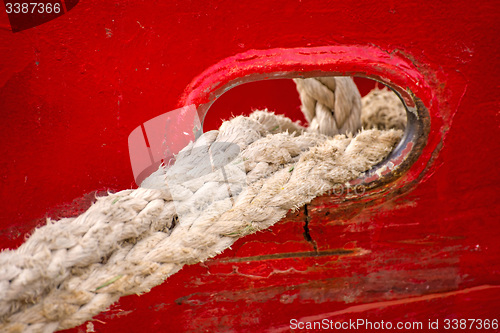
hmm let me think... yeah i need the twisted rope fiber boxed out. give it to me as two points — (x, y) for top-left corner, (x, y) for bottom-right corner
(0, 84), (404, 332)
(294, 77), (362, 136)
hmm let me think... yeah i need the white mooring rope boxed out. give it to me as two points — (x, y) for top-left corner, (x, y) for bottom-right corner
(0, 81), (405, 332)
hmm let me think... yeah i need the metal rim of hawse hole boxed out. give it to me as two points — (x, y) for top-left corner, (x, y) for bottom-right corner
(196, 75), (430, 198)
(350, 80), (430, 194)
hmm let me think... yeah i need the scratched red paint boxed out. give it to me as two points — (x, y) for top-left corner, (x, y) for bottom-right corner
(0, 1), (499, 332)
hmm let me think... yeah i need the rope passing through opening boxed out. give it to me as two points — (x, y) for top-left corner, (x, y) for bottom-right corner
(0, 81), (406, 332)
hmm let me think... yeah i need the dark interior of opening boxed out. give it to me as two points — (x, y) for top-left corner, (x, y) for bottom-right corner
(204, 77), (391, 132)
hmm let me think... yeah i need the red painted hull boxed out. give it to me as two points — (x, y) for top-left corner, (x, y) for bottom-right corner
(0, 1), (499, 332)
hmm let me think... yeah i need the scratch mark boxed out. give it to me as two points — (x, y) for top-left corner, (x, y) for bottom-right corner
(217, 248), (355, 263)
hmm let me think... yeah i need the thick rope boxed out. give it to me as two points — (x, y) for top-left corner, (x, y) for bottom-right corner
(361, 86), (407, 131)
(0, 84), (405, 332)
(293, 77), (362, 136)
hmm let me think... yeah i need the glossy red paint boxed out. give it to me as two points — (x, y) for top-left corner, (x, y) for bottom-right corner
(0, 1), (499, 332)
